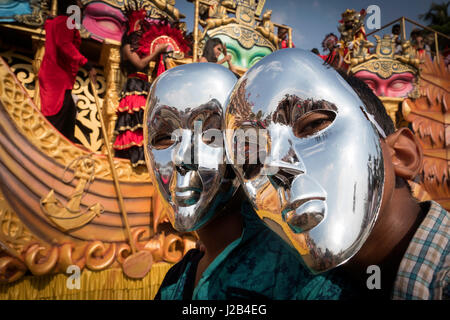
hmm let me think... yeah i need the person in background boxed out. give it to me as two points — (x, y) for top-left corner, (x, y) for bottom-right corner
(112, 8), (168, 168)
(321, 33), (340, 68)
(411, 29), (431, 59)
(38, 0), (96, 142)
(199, 37), (238, 75)
(391, 24), (402, 54)
(278, 27), (295, 49)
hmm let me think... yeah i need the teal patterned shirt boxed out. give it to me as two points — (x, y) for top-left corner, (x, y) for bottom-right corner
(155, 202), (353, 300)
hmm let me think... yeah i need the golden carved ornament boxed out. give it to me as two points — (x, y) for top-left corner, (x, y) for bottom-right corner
(255, 9), (278, 48)
(0, 228), (196, 283)
(99, 42), (123, 151)
(198, 0), (276, 49)
(402, 54), (449, 210)
(379, 96), (405, 127)
(0, 190), (36, 256)
(81, 0), (184, 21)
(199, 0), (238, 39)
(40, 155), (104, 232)
(208, 24), (276, 51)
(0, 255), (27, 283)
(350, 35), (419, 79)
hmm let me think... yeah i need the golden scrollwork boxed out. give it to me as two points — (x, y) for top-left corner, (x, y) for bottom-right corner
(144, 0), (185, 21)
(350, 34), (420, 79)
(235, 0), (257, 26)
(0, 49), (36, 99)
(100, 43), (123, 153)
(200, 0), (237, 39)
(0, 190), (36, 256)
(209, 24), (276, 51)
(24, 243), (59, 276)
(120, 0), (185, 21)
(0, 256), (27, 283)
(353, 59), (417, 79)
(2, 228), (196, 282)
(73, 68), (107, 152)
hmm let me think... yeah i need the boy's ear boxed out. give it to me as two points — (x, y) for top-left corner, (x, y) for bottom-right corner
(385, 127), (423, 180)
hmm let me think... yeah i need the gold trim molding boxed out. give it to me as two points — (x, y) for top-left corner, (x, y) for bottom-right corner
(209, 23), (276, 51)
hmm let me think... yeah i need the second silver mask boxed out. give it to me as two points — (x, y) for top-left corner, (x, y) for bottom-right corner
(144, 63), (238, 232)
(224, 49), (385, 273)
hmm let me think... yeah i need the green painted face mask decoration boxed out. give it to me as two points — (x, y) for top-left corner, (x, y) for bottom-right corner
(215, 35), (273, 69)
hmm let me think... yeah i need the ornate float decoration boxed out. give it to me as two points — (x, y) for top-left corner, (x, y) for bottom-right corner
(337, 8), (369, 69)
(190, 0), (293, 73)
(0, 0), (296, 299)
(349, 33), (421, 127)
(0, 0), (197, 299)
(346, 16), (450, 211)
(402, 54), (450, 210)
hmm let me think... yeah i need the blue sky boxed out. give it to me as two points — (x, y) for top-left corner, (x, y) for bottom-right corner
(175, 0), (435, 53)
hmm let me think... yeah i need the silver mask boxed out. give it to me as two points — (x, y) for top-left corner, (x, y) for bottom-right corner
(224, 49), (385, 273)
(144, 63), (239, 232)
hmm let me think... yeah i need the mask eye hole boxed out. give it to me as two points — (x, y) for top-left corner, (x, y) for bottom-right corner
(293, 110), (336, 139)
(151, 132), (175, 150)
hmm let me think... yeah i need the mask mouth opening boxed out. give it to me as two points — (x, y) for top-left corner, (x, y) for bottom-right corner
(173, 171), (203, 207)
(282, 198), (326, 233)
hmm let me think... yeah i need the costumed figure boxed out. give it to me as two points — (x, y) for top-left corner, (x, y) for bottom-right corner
(145, 63), (355, 300)
(113, 5), (185, 167)
(224, 49), (449, 299)
(337, 9), (368, 69)
(278, 27), (295, 49)
(38, 0), (96, 142)
(321, 33), (340, 68)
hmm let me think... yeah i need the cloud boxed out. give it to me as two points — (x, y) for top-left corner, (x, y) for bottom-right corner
(271, 10), (288, 25)
(293, 32), (305, 45)
(312, 0), (320, 8)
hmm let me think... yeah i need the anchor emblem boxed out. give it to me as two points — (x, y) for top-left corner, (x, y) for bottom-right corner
(40, 155), (104, 232)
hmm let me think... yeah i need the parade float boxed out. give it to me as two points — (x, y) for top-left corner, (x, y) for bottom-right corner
(0, 1), (447, 300)
(340, 12), (450, 211)
(0, 0), (292, 299)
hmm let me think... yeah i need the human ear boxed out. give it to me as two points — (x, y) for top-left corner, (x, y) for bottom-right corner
(385, 127), (423, 180)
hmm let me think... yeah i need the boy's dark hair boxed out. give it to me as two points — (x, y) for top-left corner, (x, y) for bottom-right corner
(392, 24), (401, 34)
(337, 69), (395, 136)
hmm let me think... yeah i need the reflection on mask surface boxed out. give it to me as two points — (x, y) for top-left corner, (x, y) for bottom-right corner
(145, 63), (238, 232)
(224, 48), (385, 273)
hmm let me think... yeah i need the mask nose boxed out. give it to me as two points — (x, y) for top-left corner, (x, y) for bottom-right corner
(264, 143), (306, 190)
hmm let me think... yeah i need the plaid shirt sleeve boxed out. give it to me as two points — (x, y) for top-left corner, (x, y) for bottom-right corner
(392, 201), (449, 300)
